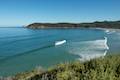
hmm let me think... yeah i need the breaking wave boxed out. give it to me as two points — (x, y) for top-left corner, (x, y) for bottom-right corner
(67, 37), (109, 61)
(55, 40), (66, 46)
(104, 29), (116, 34)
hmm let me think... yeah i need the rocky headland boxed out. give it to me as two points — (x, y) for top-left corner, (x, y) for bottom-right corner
(26, 21), (120, 29)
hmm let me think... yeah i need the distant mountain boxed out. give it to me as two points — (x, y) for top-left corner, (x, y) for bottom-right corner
(26, 21), (120, 29)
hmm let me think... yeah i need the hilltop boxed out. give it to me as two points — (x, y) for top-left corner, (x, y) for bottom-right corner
(26, 21), (120, 29)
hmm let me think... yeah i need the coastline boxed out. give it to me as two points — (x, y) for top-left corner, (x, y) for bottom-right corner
(94, 27), (120, 31)
(26, 20), (120, 29)
(0, 24), (120, 79)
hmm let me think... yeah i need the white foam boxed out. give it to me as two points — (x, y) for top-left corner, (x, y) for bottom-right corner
(104, 37), (109, 50)
(105, 30), (110, 33)
(104, 29), (116, 34)
(55, 40), (66, 46)
(67, 37), (109, 61)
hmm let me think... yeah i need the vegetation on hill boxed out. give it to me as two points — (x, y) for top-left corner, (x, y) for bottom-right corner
(27, 21), (120, 29)
(10, 55), (120, 80)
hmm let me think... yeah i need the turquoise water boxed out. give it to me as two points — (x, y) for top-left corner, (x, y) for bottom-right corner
(0, 27), (120, 76)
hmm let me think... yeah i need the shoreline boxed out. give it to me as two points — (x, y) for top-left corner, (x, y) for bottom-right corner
(0, 26), (120, 79)
(26, 20), (120, 29)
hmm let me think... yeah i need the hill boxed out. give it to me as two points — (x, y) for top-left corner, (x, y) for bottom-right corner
(26, 21), (120, 29)
(10, 55), (120, 80)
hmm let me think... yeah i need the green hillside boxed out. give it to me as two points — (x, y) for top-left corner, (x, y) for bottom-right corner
(12, 55), (120, 80)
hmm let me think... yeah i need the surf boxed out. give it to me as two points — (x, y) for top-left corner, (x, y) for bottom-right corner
(55, 40), (66, 46)
(104, 29), (116, 34)
(67, 37), (109, 61)
(104, 37), (109, 50)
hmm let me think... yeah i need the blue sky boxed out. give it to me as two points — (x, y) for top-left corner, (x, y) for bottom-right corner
(0, 0), (120, 26)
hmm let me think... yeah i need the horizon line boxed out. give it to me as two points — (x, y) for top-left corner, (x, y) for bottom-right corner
(0, 20), (119, 27)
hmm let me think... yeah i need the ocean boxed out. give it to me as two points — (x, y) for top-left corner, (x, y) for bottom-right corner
(0, 27), (120, 76)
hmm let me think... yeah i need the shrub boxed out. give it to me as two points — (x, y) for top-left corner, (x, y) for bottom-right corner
(12, 55), (120, 80)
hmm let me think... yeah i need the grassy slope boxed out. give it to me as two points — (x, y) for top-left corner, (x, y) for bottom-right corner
(13, 55), (120, 80)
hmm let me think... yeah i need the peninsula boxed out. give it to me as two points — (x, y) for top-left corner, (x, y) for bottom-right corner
(27, 21), (120, 29)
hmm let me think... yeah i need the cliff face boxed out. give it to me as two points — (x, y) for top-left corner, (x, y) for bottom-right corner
(26, 21), (120, 29)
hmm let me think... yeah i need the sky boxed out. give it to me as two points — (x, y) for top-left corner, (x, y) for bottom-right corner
(0, 0), (120, 26)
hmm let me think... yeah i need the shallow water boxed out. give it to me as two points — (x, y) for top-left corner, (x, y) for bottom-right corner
(0, 27), (120, 76)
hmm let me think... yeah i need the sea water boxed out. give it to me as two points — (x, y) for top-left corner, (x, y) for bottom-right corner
(0, 27), (120, 76)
